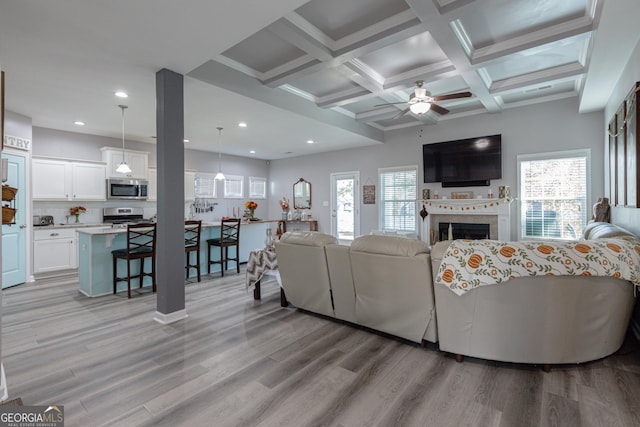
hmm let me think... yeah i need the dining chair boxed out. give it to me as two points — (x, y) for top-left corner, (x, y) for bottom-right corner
(184, 219), (202, 282)
(207, 218), (241, 276)
(112, 222), (157, 298)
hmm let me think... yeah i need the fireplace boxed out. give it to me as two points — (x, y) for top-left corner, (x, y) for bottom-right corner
(418, 198), (513, 244)
(439, 222), (490, 240)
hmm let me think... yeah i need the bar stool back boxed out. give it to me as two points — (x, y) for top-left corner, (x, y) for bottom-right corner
(207, 218), (241, 276)
(185, 220), (202, 282)
(112, 222), (157, 298)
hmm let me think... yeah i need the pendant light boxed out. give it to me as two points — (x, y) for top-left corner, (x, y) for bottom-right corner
(214, 126), (225, 180)
(115, 105), (132, 174)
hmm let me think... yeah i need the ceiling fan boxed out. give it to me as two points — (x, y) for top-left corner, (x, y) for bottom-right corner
(373, 80), (472, 118)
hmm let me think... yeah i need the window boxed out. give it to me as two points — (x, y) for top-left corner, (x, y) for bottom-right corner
(518, 149), (590, 240)
(379, 165), (417, 233)
(223, 175), (244, 199)
(249, 176), (267, 199)
(194, 173), (217, 198)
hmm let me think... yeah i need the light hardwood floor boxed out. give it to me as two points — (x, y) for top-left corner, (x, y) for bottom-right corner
(3, 272), (640, 427)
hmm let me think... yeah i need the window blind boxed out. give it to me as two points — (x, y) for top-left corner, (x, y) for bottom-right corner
(379, 166), (417, 232)
(519, 150), (589, 240)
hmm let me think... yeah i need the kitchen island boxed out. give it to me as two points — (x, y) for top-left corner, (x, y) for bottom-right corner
(77, 220), (275, 297)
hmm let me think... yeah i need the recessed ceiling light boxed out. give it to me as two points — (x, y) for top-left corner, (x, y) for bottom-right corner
(249, 150), (256, 154)
(115, 91), (128, 98)
(238, 122), (247, 128)
(307, 140), (315, 144)
(183, 139), (190, 143)
(73, 121), (85, 126)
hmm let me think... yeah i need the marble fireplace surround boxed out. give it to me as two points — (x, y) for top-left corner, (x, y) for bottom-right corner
(418, 198), (513, 245)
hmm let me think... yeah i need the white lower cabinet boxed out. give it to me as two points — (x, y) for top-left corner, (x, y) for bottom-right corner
(33, 228), (78, 273)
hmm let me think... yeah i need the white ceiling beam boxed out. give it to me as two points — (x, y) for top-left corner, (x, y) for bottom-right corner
(489, 62), (585, 94)
(267, 19), (333, 62)
(432, 0), (477, 17)
(383, 61), (457, 89)
(355, 106), (402, 122)
(261, 17), (427, 88)
(317, 86), (373, 108)
(405, 0), (502, 113)
(469, 16), (595, 65)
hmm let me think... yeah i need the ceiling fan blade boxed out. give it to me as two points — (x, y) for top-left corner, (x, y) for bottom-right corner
(432, 91), (472, 101)
(373, 101), (408, 107)
(392, 107), (410, 119)
(430, 103), (450, 115)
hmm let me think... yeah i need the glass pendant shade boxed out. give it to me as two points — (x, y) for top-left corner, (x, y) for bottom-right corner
(117, 105), (132, 174)
(215, 126), (225, 180)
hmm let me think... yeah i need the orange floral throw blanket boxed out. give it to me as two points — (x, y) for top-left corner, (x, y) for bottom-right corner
(435, 239), (640, 295)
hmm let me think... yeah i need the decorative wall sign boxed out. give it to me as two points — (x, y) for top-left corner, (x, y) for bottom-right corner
(363, 184), (375, 204)
(3, 134), (31, 151)
(607, 81), (639, 207)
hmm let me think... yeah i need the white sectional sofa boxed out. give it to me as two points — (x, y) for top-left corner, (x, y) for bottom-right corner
(275, 232), (438, 344)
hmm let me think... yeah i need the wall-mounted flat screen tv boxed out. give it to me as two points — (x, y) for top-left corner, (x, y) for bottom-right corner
(423, 134), (502, 187)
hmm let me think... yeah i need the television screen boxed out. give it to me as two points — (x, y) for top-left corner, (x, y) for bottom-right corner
(423, 134), (502, 186)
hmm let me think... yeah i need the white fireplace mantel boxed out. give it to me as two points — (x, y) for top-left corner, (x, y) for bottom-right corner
(418, 198), (514, 244)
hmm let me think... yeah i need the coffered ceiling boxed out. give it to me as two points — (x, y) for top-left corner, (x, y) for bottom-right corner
(1, 0), (639, 159)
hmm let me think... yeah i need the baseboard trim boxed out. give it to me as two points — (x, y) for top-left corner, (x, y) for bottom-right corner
(154, 309), (188, 325)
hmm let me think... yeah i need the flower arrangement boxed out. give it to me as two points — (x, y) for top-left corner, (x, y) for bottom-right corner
(244, 200), (258, 219)
(70, 206), (86, 223)
(279, 197), (290, 211)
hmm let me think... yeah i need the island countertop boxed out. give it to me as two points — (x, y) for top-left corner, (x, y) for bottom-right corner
(77, 219), (276, 296)
(76, 219), (282, 235)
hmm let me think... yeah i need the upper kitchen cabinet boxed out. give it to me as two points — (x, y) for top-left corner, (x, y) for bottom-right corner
(147, 169), (196, 202)
(101, 147), (148, 179)
(32, 158), (106, 201)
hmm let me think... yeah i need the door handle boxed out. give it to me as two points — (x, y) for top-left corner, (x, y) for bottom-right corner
(50, 232), (59, 236)
(19, 224), (26, 229)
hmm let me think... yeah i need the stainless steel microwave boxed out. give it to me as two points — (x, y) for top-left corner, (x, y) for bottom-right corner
(106, 178), (148, 200)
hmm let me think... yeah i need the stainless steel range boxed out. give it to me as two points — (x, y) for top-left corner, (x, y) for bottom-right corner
(103, 207), (146, 227)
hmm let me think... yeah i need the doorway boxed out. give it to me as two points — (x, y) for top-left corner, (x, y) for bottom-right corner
(2, 153), (26, 288)
(330, 172), (359, 243)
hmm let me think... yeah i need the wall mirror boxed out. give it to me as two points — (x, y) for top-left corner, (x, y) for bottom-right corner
(293, 178), (311, 209)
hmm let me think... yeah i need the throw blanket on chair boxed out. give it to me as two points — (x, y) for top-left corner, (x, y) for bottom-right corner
(436, 239), (640, 295)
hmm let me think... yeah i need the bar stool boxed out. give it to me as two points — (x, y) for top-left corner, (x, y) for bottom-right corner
(185, 219), (202, 282)
(112, 222), (157, 298)
(207, 218), (241, 276)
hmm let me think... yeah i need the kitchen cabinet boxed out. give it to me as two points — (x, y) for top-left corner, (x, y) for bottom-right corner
(101, 147), (148, 179)
(32, 158), (106, 201)
(33, 228), (77, 273)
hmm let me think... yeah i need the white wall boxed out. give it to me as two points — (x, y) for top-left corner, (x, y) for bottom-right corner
(605, 37), (640, 235)
(269, 97), (604, 240)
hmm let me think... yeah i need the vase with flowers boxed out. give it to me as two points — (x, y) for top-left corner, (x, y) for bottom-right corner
(244, 200), (258, 219)
(279, 197), (290, 220)
(70, 206), (86, 223)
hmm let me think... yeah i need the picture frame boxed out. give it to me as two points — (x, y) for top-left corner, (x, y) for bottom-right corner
(451, 191), (473, 199)
(363, 184), (375, 204)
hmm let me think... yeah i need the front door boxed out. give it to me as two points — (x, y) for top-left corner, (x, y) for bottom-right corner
(2, 153), (27, 288)
(330, 172), (360, 244)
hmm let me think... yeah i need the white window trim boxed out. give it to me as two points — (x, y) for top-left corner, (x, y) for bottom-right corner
(378, 164), (418, 233)
(194, 172), (218, 199)
(517, 149), (591, 241)
(223, 174), (244, 199)
(248, 176), (267, 199)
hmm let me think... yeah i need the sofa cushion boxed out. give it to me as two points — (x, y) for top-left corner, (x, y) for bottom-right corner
(279, 231), (337, 246)
(583, 222), (637, 241)
(351, 235), (429, 257)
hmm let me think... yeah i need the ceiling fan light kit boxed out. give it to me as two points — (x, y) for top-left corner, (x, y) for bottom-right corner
(374, 80), (472, 119)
